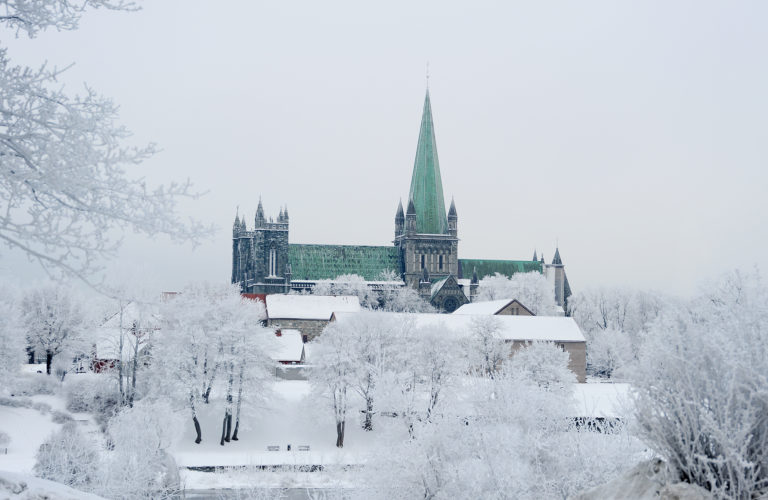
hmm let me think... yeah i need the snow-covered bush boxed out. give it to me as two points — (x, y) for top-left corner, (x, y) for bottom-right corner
(100, 402), (182, 499)
(11, 373), (60, 396)
(477, 271), (557, 315)
(632, 270), (768, 498)
(586, 327), (633, 378)
(508, 340), (576, 389)
(34, 423), (100, 493)
(65, 376), (119, 420)
(0, 431), (9, 449)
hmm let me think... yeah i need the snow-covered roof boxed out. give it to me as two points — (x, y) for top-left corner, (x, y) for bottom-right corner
(453, 299), (518, 315)
(331, 311), (585, 342)
(262, 329), (305, 363)
(266, 294), (361, 320)
(571, 383), (632, 418)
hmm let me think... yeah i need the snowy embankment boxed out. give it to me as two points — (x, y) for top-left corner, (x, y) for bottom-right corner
(575, 459), (711, 500)
(0, 471), (106, 500)
(0, 391), (96, 474)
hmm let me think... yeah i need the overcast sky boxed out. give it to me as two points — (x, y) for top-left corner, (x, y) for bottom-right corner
(2, 1), (766, 297)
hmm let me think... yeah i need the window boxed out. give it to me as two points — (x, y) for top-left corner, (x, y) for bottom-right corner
(421, 254), (425, 269)
(439, 255), (443, 271)
(269, 247), (277, 276)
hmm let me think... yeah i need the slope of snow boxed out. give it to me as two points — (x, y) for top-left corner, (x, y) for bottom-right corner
(574, 459), (712, 499)
(0, 471), (106, 500)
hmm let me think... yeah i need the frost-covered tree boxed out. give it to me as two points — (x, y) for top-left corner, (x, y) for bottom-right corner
(376, 270), (435, 312)
(0, 1), (210, 284)
(364, 338), (641, 500)
(312, 274), (376, 308)
(22, 284), (85, 375)
(326, 312), (398, 432)
(0, 288), (25, 380)
(477, 271), (557, 315)
(508, 340), (576, 389)
(632, 269), (768, 498)
(311, 321), (356, 447)
(465, 315), (507, 378)
(586, 327), (632, 379)
(154, 283), (269, 444)
(568, 287), (673, 377)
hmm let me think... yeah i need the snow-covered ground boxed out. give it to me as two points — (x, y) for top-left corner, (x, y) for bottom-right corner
(0, 376), (100, 475)
(172, 380), (404, 471)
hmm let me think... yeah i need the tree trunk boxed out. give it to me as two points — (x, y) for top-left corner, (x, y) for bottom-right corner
(335, 420), (345, 448)
(128, 337), (139, 408)
(45, 351), (53, 375)
(190, 393), (202, 444)
(219, 412), (230, 446)
(363, 397), (374, 431)
(232, 365), (244, 441)
(117, 303), (125, 406)
(221, 361), (234, 444)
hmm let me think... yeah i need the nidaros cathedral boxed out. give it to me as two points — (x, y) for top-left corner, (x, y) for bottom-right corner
(232, 90), (571, 313)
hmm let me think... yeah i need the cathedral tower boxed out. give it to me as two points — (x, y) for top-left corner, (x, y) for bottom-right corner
(231, 198), (290, 294)
(394, 90), (459, 287)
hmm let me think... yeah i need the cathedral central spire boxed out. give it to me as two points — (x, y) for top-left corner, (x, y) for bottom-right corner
(408, 89), (448, 235)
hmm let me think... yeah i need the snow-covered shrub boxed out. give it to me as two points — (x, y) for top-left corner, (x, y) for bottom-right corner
(586, 327), (633, 379)
(11, 373), (59, 396)
(100, 402), (182, 499)
(508, 340), (576, 389)
(0, 431), (9, 449)
(34, 423), (100, 492)
(65, 376), (119, 420)
(632, 270), (768, 498)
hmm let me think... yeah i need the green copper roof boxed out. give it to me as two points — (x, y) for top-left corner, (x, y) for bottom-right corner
(408, 90), (448, 235)
(458, 259), (543, 280)
(289, 244), (400, 281)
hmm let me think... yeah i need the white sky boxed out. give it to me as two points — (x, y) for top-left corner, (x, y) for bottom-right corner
(2, 1), (767, 297)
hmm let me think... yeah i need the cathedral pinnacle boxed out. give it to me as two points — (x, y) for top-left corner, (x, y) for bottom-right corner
(448, 197), (457, 217)
(552, 247), (563, 265)
(395, 199), (404, 220)
(532, 249), (537, 262)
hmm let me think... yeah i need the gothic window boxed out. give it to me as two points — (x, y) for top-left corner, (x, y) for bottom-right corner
(421, 254), (425, 269)
(439, 255), (443, 271)
(269, 247), (277, 276)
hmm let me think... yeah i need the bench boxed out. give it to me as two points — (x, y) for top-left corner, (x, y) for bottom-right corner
(297, 445), (310, 451)
(267, 445), (280, 451)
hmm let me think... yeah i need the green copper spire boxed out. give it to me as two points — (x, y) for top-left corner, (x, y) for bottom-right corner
(408, 90), (448, 235)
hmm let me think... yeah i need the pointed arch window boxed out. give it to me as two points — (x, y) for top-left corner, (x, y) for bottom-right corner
(269, 247), (277, 277)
